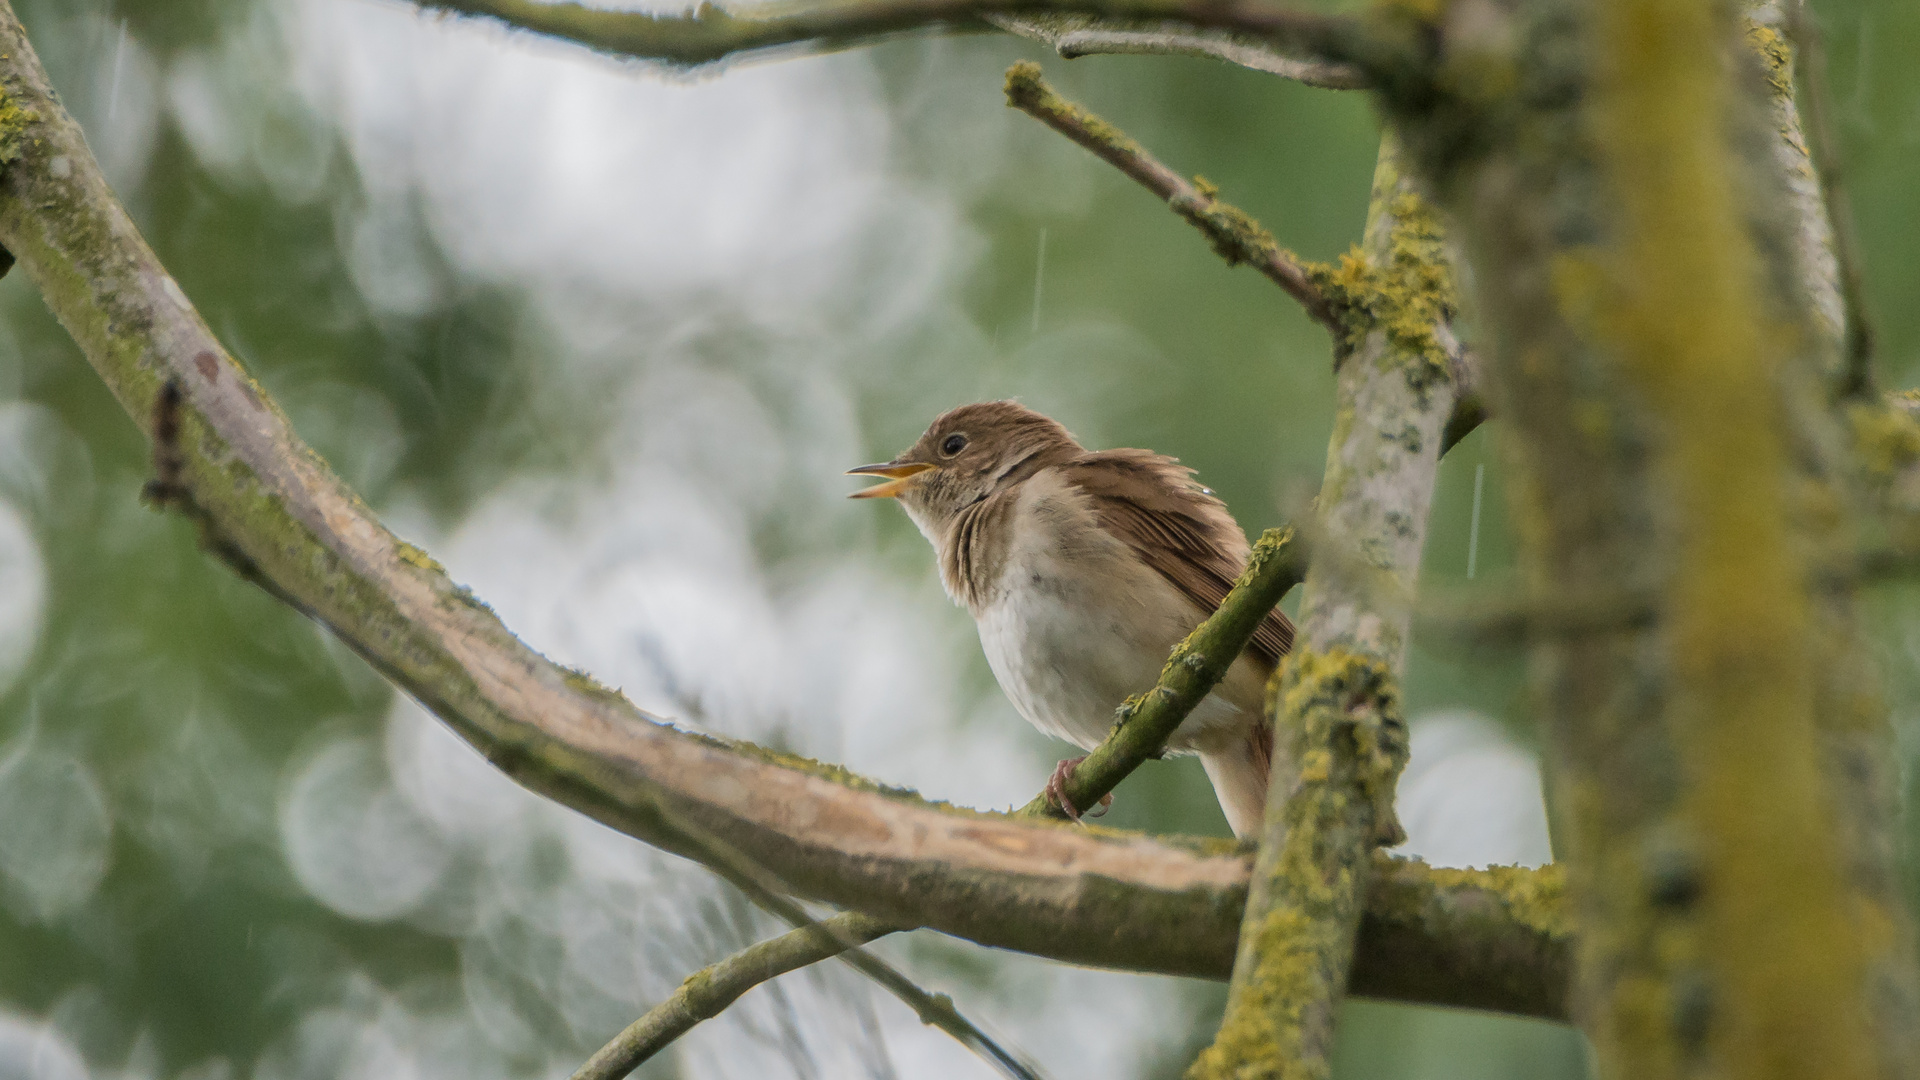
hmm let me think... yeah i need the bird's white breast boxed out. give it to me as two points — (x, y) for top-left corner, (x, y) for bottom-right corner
(970, 471), (1257, 754)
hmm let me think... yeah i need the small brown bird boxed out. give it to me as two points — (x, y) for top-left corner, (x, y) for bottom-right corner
(848, 401), (1292, 837)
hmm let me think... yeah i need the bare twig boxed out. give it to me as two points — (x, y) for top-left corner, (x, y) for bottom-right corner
(615, 789), (1043, 1080)
(1004, 62), (1344, 337)
(410, 0), (1379, 73)
(1787, 0), (1875, 397)
(988, 14), (1365, 87)
(574, 912), (893, 1080)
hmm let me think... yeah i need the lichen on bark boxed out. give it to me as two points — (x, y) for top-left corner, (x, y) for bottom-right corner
(1187, 649), (1408, 1080)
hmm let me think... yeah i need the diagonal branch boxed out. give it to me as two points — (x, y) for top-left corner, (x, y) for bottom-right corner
(987, 14), (1366, 87)
(575, 911), (895, 1080)
(1004, 62), (1343, 338)
(1783, 2), (1875, 397)
(639, 801), (1044, 1080)
(1190, 133), (1461, 1080)
(1027, 526), (1306, 818)
(410, 0), (1383, 73)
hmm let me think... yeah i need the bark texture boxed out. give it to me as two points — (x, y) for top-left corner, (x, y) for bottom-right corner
(1395, 0), (1920, 1077)
(1190, 136), (1460, 1080)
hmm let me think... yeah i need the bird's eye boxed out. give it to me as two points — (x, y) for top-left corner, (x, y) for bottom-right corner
(940, 433), (968, 456)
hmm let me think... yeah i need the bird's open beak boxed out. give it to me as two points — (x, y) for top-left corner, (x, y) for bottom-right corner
(846, 460), (933, 499)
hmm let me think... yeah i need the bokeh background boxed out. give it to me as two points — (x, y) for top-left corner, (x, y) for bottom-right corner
(0, 0), (1911, 1076)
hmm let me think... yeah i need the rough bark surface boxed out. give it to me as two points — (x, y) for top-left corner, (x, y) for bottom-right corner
(1190, 136), (1458, 1080)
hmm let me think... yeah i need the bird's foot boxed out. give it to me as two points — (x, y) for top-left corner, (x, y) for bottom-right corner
(1046, 756), (1113, 823)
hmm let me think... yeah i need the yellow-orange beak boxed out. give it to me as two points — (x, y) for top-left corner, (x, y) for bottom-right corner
(846, 460), (933, 499)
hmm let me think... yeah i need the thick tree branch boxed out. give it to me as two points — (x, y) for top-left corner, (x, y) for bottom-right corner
(987, 14), (1365, 87)
(1005, 62), (1342, 338)
(1191, 134), (1458, 1080)
(410, 0), (1383, 73)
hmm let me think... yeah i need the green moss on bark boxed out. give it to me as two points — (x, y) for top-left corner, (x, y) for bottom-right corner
(1188, 649), (1410, 1080)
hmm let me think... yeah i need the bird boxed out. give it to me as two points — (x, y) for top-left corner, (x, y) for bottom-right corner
(847, 401), (1292, 838)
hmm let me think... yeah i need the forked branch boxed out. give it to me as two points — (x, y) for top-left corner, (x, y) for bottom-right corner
(1004, 62), (1343, 337)
(989, 14), (1366, 87)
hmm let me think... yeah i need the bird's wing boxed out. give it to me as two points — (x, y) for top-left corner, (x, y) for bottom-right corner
(1063, 450), (1295, 668)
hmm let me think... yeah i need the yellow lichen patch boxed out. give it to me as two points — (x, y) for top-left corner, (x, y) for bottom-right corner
(1847, 397), (1920, 483)
(1188, 648), (1410, 1080)
(1309, 191), (1457, 383)
(1592, 0), (1873, 1075)
(1746, 22), (1795, 100)
(0, 90), (36, 165)
(1427, 860), (1571, 939)
(1189, 907), (1333, 1080)
(393, 540), (446, 575)
(1277, 648), (1409, 847)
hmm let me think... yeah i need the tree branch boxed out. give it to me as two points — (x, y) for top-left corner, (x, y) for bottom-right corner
(1004, 62), (1343, 338)
(1191, 133), (1459, 1079)
(410, 0), (1381, 72)
(987, 14), (1365, 87)
(1781, 3), (1875, 397)
(632, 804), (1044, 1080)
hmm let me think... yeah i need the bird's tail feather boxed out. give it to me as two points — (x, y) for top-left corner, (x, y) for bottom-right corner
(1198, 724), (1274, 839)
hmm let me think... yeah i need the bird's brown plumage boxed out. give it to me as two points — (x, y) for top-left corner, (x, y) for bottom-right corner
(1061, 450), (1296, 669)
(849, 400), (1292, 835)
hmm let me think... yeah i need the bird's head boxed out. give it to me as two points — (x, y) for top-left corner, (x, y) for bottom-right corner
(848, 401), (1080, 537)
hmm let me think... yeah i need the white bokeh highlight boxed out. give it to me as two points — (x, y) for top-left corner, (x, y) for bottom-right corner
(0, 1009), (90, 1080)
(1397, 710), (1553, 870)
(0, 739), (113, 924)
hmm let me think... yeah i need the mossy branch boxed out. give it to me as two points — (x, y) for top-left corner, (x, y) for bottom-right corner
(412, 0), (1384, 73)
(1023, 525), (1307, 819)
(1190, 134), (1463, 1079)
(988, 13), (1365, 87)
(1005, 62), (1343, 337)
(1188, 651), (1409, 1080)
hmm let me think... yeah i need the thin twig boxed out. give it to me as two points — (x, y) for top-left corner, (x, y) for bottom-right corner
(987, 14), (1365, 88)
(1003, 62), (1344, 338)
(639, 806), (1045, 1080)
(411, 0), (1377, 73)
(1788, 0), (1875, 397)
(578, 527), (1306, 1077)
(574, 912), (893, 1080)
